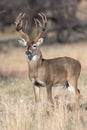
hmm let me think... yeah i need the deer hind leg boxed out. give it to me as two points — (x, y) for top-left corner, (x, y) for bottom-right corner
(67, 80), (80, 111)
(46, 85), (53, 104)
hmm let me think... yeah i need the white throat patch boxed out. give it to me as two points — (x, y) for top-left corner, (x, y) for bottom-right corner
(27, 55), (37, 61)
(32, 55), (37, 61)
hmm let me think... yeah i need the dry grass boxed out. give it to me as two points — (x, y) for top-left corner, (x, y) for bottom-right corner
(0, 41), (87, 130)
(0, 90), (87, 130)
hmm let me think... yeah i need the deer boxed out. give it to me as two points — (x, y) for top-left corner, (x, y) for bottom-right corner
(15, 12), (81, 109)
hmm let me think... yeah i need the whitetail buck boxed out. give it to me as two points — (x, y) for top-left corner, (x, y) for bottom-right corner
(15, 12), (81, 107)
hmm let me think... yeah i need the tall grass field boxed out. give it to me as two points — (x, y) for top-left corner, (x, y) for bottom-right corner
(0, 42), (87, 130)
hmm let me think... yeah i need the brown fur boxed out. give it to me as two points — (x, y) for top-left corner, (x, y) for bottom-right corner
(28, 49), (81, 105)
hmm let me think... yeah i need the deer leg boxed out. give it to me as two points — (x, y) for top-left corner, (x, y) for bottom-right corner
(33, 85), (40, 103)
(46, 85), (53, 104)
(68, 80), (80, 111)
(75, 87), (80, 109)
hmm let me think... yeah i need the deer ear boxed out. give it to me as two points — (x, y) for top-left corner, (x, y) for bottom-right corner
(18, 38), (27, 47)
(36, 38), (44, 46)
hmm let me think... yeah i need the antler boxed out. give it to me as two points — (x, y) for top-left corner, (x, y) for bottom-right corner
(34, 12), (47, 43)
(15, 12), (47, 45)
(15, 13), (30, 44)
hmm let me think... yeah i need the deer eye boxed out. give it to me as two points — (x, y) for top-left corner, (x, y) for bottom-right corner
(32, 45), (37, 49)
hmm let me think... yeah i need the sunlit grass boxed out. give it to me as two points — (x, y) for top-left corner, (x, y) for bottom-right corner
(0, 31), (19, 40)
(0, 79), (87, 130)
(0, 42), (87, 130)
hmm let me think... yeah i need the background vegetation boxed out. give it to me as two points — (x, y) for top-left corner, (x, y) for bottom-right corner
(0, 0), (87, 130)
(0, 0), (87, 42)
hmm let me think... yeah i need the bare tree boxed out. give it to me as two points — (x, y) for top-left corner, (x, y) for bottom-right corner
(0, 0), (85, 42)
(0, 0), (29, 27)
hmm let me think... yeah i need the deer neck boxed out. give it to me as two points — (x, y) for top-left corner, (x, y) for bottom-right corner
(28, 50), (43, 71)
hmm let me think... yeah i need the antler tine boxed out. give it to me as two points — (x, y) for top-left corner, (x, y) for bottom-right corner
(34, 12), (47, 43)
(38, 12), (47, 28)
(15, 13), (25, 31)
(41, 12), (47, 22)
(34, 18), (39, 34)
(25, 21), (28, 31)
(15, 13), (25, 25)
(35, 18), (43, 28)
(16, 13), (23, 21)
(15, 12), (31, 44)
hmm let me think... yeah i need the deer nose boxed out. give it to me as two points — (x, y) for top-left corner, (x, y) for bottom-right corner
(26, 50), (32, 55)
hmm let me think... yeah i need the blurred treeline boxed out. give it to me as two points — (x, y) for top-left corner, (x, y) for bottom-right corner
(0, 0), (87, 43)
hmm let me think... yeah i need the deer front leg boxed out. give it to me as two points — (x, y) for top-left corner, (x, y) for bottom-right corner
(46, 85), (53, 104)
(33, 85), (40, 103)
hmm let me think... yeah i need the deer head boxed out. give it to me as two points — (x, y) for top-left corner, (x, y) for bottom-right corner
(15, 12), (47, 61)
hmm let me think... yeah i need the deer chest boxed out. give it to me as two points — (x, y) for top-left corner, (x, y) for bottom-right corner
(31, 77), (46, 87)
